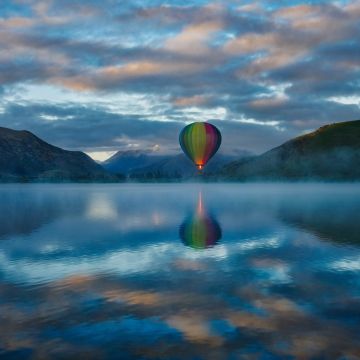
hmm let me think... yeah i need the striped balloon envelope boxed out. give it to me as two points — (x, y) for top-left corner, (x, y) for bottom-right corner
(179, 122), (221, 170)
(179, 193), (222, 249)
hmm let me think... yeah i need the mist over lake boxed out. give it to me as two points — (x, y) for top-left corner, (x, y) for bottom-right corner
(1, 183), (360, 359)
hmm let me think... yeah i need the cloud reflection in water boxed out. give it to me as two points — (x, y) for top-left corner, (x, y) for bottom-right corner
(0, 184), (360, 359)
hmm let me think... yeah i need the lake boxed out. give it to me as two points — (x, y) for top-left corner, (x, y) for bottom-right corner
(0, 183), (360, 359)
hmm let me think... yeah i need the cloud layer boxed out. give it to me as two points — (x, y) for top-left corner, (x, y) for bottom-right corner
(0, 0), (359, 157)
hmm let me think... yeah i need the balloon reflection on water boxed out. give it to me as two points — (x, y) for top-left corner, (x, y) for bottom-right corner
(179, 192), (222, 249)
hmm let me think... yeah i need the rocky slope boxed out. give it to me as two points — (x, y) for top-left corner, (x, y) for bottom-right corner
(0, 127), (112, 182)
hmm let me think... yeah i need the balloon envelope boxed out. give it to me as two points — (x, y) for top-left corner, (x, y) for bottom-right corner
(179, 122), (221, 170)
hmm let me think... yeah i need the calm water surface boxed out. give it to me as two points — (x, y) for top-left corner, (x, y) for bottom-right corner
(0, 183), (360, 359)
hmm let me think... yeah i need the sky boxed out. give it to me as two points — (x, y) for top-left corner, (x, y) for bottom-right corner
(0, 0), (359, 160)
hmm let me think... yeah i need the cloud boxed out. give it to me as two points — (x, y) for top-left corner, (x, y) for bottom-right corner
(164, 20), (224, 56)
(0, 97), (293, 154)
(0, 0), (359, 154)
(172, 95), (210, 107)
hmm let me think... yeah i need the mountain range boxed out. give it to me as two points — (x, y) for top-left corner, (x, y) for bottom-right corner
(0, 120), (359, 182)
(103, 150), (245, 179)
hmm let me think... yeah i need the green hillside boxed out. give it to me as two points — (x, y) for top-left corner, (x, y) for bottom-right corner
(222, 120), (360, 181)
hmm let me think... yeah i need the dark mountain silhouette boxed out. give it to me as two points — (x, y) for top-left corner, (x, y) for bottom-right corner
(221, 120), (360, 181)
(0, 127), (113, 182)
(1, 120), (359, 182)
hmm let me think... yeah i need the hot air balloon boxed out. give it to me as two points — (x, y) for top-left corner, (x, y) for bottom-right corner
(179, 122), (221, 171)
(179, 193), (222, 249)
